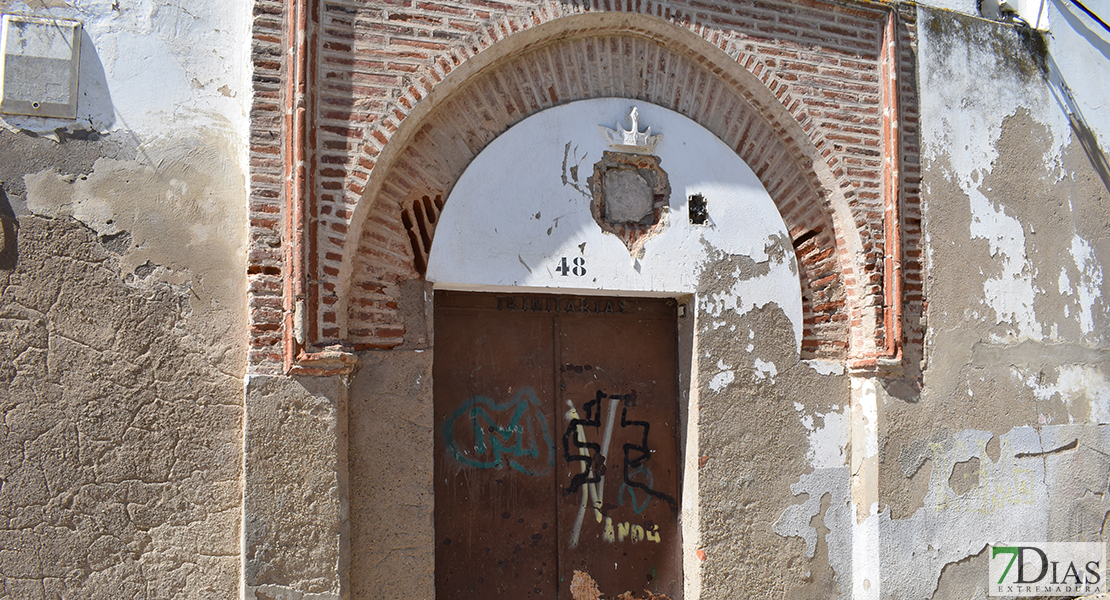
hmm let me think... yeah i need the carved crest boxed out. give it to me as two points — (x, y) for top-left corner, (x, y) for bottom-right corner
(598, 106), (664, 155)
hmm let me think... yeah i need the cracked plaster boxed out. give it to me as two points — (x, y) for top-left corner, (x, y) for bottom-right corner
(0, 217), (242, 598)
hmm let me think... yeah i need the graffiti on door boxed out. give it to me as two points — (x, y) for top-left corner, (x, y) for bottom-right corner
(618, 464), (655, 514)
(563, 389), (675, 548)
(434, 292), (682, 598)
(442, 388), (556, 477)
(617, 392), (677, 509)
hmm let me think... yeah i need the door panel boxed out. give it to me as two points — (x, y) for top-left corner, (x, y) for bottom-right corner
(434, 302), (559, 599)
(556, 309), (681, 598)
(434, 291), (680, 599)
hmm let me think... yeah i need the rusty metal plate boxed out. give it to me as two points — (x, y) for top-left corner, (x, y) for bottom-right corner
(434, 291), (681, 600)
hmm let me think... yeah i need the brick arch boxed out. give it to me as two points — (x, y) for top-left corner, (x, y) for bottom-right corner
(336, 9), (887, 360)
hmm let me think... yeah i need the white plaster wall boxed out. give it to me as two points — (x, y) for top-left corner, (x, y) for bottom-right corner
(1, 0), (254, 360)
(427, 98), (803, 349)
(918, 10), (1094, 345)
(880, 424), (1108, 599)
(915, 0), (1110, 132)
(0, 0), (252, 159)
(1047, 0), (1110, 154)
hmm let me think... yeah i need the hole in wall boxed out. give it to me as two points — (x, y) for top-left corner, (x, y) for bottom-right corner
(688, 193), (707, 225)
(402, 194), (444, 276)
(791, 229), (819, 249)
(99, 230), (131, 255)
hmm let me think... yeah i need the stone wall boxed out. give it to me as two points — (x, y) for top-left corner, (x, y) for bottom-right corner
(0, 0), (251, 597)
(0, 216), (243, 598)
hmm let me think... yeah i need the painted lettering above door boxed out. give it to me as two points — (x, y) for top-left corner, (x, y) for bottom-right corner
(496, 295), (626, 314)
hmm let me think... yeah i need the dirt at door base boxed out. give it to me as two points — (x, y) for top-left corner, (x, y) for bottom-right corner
(570, 571), (673, 600)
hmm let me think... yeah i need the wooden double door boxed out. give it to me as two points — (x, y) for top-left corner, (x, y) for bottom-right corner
(433, 291), (682, 599)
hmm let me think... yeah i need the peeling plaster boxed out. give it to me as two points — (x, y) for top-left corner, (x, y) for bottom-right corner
(21, 139), (247, 336)
(709, 359), (734, 392)
(1012, 364), (1110, 424)
(804, 360), (846, 376)
(853, 378), (879, 461)
(968, 186), (1042, 339)
(920, 11), (1073, 343)
(772, 467), (853, 598)
(773, 394), (852, 596)
(752, 358), (777, 383)
(0, 0), (251, 149)
(878, 425), (1110, 600)
(1068, 233), (1105, 336)
(774, 467), (853, 558)
(800, 405), (850, 470)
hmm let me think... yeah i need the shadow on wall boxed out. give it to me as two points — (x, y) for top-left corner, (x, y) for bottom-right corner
(74, 26), (115, 134)
(0, 23), (115, 136)
(0, 188), (16, 270)
(1045, 0), (1110, 195)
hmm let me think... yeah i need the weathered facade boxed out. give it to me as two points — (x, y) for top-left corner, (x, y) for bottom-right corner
(0, 0), (1107, 598)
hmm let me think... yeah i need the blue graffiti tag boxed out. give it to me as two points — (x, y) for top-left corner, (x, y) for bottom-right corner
(618, 464), (655, 514)
(442, 388), (555, 477)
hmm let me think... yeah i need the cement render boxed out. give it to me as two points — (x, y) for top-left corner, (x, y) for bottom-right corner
(872, 8), (1110, 599)
(0, 216), (242, 599)
(1, 119), (247, 598)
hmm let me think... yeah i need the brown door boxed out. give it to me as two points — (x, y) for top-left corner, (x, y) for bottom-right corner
(434, 291), (681, 600)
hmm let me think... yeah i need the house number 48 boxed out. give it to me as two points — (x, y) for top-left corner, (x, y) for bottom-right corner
(556, 257), (586, 276)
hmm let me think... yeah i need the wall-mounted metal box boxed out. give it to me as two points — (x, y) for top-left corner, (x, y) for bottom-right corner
(0, 14), (82, 119)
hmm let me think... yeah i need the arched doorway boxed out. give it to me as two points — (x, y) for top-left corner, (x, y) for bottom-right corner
(347, 98), (838, 598)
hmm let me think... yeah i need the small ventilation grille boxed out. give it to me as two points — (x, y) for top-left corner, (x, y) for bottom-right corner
(401, 194), (444, 276)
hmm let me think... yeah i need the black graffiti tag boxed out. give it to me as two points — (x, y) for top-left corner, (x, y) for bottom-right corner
(618, 391), (677, 509)
(563, 390), (605, 494)
(562, 389), (676, 510)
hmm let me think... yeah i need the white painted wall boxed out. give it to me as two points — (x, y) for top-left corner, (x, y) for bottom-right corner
(427, 98), (804, 348)
(915, 0), (1110, 152)
(0, 0), (251, 155)
(892, 5), (1110, 598)
(1047, 0), (1110, 154)
(918, 9), (1096, 345)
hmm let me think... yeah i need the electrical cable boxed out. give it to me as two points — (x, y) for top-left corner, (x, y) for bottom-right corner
(1064, 0), (1110, 35)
